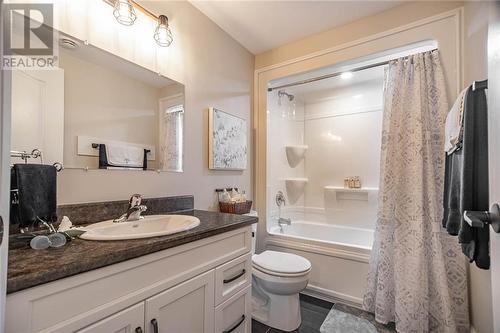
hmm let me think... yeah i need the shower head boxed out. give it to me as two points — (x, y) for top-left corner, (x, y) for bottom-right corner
(278, 90), (294, 102)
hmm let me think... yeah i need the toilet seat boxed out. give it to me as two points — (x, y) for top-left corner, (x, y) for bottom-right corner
(252, 251), (311, 277)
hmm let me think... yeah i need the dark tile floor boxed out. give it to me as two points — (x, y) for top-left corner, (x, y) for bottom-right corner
(251, 294), (397, 333)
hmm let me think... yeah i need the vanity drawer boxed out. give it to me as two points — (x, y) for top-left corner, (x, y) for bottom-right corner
(215, 253), (252, 305)
(215, 285), (251, 333)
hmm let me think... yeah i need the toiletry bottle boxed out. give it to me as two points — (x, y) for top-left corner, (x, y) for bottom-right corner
(348, 177), (355, 188)
(354, 177), (361, 188)
(241, 190), (247, 202)
(344, 178), (350, 188)
(230, 188), (240, 203)
(221, 189), (230, 203)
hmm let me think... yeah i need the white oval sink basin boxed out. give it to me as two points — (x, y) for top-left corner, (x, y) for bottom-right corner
(80, 215), (200, 241)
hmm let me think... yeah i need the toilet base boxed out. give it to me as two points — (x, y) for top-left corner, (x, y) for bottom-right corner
(252, 283), (302, 331)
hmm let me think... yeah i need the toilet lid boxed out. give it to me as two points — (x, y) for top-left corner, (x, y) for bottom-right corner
(252, 251), (311, 274)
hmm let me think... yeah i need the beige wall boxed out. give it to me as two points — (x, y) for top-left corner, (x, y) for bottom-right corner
(57, 1), (254, 210)
(255, 1), (464, 69)
(463, 2), (492, 333)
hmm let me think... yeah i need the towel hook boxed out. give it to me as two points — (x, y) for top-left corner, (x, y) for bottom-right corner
(463, 204), (500, 233)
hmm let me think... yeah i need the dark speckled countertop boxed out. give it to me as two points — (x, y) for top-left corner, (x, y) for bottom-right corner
(7, 210), (257, 294)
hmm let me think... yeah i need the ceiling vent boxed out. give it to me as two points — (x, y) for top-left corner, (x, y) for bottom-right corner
(59, 38), (79, 50)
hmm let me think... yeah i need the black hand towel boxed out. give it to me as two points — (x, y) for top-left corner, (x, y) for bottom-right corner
(442, 86), (490, 269)
(10, 164), (57, 228)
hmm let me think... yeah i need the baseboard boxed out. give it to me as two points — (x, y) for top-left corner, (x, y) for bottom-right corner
(304, 284), (364, 309)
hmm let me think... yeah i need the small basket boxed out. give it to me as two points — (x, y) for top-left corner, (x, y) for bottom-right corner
(219, 200), (253, 215)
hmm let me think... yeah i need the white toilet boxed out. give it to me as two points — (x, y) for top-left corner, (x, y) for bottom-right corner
(249, 220), (311, 332)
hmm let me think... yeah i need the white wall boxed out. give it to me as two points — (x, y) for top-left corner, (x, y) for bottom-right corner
(303, 79), (382, 230)
(266, 91), (305, 224)
(304, 80), (382, 198)
(53, 1), (254, 209)
(267, 74), (383, 231)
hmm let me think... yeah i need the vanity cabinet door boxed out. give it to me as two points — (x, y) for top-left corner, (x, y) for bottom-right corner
(215, 285), (252, 333)
(76, 302), (144, 333)
(145, 270), (215, 333)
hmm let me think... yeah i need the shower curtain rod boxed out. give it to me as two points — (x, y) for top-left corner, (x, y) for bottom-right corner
(267, 48), (438, 92)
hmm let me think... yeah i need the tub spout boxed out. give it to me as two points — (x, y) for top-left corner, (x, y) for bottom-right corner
(278, 217), (291, 226)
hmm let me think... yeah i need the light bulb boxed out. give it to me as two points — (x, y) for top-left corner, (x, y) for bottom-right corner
(113, 0), (137, 26)
(154, 15), (173, 47)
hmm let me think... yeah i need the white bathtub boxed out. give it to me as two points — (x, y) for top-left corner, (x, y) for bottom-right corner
(265, 219), (374, 308)
(269, 221), (373, 250)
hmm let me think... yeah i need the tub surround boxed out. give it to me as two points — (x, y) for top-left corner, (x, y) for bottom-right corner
(7, 195), (257, 294)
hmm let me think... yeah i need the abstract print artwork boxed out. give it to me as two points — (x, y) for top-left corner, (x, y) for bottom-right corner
(208, 107), (247, 170)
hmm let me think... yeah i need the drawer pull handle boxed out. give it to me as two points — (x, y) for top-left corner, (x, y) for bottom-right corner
(151, 319), (159, 333)
(135, 327), (143, 333)
(223, 269), (246, 284)
(223, 315), (246, 333)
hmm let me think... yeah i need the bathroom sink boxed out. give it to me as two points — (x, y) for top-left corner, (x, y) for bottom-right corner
(79, 215), (200, 241)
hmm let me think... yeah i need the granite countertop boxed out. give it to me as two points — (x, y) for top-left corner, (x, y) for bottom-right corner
(7, 210), (257, 294)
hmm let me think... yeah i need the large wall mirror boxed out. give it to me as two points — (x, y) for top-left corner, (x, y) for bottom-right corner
(10, 32), (185, 172)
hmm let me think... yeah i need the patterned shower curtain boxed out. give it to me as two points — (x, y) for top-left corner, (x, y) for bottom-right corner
(363, 50), (469, 332)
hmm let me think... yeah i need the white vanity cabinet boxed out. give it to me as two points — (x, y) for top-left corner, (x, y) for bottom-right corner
(76, 303), (144, 333)
(145, 270), (215, 333)
(215, 286), (252, 333)
(6, 226), (253, 333)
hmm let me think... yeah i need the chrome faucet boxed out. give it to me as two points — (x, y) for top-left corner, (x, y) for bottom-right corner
(113, 194), (148, 223)
(278, 217), (292, 226)
(275, 191), (291, 231)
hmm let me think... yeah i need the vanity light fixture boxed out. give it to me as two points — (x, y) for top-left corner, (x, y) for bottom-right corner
(113, 0), (137, 26)
(154, 15), (173, 47)
(105, 0), (173, 47)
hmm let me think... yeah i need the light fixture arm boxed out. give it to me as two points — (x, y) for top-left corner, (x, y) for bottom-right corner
(104, 0), (159, 21)
(104, 0), (173, 47)
(128, 0), (158, 21)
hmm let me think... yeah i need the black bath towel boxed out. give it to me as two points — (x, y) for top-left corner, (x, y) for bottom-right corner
(442, 86), (490, 269)
(10, 164), (57, 229)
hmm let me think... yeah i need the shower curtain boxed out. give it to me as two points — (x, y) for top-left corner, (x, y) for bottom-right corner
(363, 50), (468, 332)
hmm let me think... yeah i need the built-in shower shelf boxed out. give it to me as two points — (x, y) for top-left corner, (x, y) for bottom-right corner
(283, 177), (309, 183)
(284, 178), (308, 205)
(324, 186), (378, 202)
(285, 145), (308, 168)
(324, 186), (378, 193)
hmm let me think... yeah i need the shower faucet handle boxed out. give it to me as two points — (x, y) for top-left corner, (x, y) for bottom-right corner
(276, 191), (286, 207)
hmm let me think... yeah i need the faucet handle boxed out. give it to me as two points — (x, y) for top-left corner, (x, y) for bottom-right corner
(276, 191), (286, 207)
(129, 194), (142, 207)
